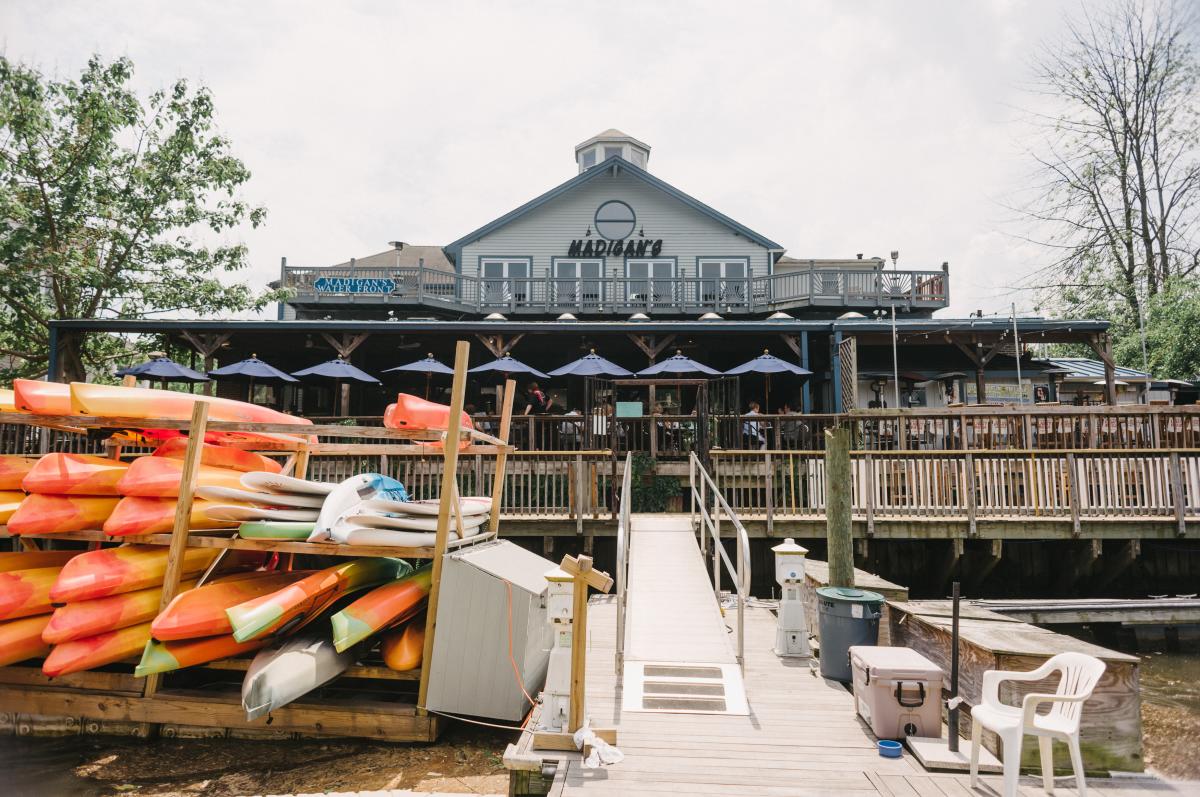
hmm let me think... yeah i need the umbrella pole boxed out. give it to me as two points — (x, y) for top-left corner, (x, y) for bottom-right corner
(425, 371), (432, 401)
(765, 373), (771, 413)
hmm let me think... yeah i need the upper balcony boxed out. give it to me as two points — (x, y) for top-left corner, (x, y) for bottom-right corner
(280, 263), (949, 317)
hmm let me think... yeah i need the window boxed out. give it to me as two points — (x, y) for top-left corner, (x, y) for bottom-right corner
(699, 258), (749, 305)
(627, 259), (675, 307)
(553, 259), (604, 307)
(603, 145), (623, 161)
(480, 258), (530, 306)
(580, 149), (597, 169)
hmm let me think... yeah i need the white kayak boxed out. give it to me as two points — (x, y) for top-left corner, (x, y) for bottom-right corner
(360, 495), (493, 517)
(242, 631), (356, 721)
(204, 504), (321, 522)
(308, 474), (411, 543)
(342, 511), (488, 533)
(240, 472), (335, 496)
(197, 484), (327, 509)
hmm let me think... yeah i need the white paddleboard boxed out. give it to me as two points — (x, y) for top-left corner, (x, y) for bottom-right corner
(204, 504), (321, 522)
(308, 474), (411, 543)
(240, 472), (335, 496)
(343, 512), (488, 533)
(330, 524), (438, 548)
(197, 484), (326, 509)
(359, 496), (492, 517)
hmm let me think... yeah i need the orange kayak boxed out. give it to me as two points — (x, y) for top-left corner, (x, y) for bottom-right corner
(227, 558), (406, 643)
(384, 393), (474, 450)
(50, 545), (220, 603)
(329, 567), (432, 652)
(116, 457), (247, 498)
(12, 379), (71, 415)
(380, 613), (426, 671)
(70, 382), (312, 429)
(0, 565), (62, 620)
(0, 551), (78, 572)
(0, 387), (15, 413)
(151, 571), (313, 641)
(0, 490), (24, 524)
(152, 438), (282, 474)
(6, 494), (119, 536)
(0, 455), (40, 489)
(102, 495), (239, 536)
(42, 580), (195, 645)
(42, 621), (153, 676)
(0, 615), (52, 667)
(21, 453), (130, 495)
(136, 633), (269, 676)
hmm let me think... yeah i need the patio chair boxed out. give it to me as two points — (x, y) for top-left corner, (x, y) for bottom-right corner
(970, 651), (1106, 797)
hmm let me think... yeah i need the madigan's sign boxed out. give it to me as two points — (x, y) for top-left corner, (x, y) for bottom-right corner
(567, 239), (663, 257)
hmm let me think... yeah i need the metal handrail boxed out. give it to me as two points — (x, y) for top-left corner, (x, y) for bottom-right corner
(614, 451), (633, 674)
(688, 452), (752, 670)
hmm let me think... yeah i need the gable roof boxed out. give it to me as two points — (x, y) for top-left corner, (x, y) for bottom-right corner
(1044, 357), (1151, 382)
(444, 155), (784, 265)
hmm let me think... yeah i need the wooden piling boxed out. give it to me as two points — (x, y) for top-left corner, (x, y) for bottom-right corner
(825, 424), (854, 588)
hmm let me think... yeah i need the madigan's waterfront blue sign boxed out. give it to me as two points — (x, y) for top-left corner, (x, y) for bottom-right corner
(314, 277), (396, 294)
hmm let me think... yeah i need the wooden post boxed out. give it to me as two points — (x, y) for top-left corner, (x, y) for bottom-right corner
(825, 424), (854, 587)
(1067, 452), (1082, 538)
(1169, 451), (1187, 537)
(488, 379), (516, 535)
(417, 339), (470, 716)
(144, 400), (209, 698)
(965, 452), (977, 538)
(569, 557), (590, 733)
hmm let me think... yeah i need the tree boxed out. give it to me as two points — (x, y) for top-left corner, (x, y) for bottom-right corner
(1020, 1), (1199, 328)
(0, 55), (277, 383)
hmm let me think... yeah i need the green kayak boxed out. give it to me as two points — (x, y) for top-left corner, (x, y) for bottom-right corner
(237, 521), (315, 540)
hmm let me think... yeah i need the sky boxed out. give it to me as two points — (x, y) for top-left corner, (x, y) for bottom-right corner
(1, 0), (1081, 319)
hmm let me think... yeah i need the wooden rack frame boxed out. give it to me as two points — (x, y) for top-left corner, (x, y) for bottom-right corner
(0, 340), (514, 741)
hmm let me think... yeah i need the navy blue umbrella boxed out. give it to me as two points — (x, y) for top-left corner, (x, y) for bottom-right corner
(291, 358), (380, 384)
(549, 350), (633, 378)
(636, 351), (720, 377)
(208, 355), (298, 382)
(724, 349), (811, 411)
(469, 354), (549, 379)
(382, 354), (455, 399)
(116, 356), (209, 384)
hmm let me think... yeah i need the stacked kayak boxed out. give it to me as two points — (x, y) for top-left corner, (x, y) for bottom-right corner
(152, 438), (282, 474)
(6, 454), (125, 536)
(383, 392), (475, 451)
(105, 454), (250, 536)
(330, 566), (432, 652)
(0, 456), (37, 525)
(0, 551), (79, 667)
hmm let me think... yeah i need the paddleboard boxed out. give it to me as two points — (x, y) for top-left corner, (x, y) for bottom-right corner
(50, 545), (220, 603)
(308, 474), (410, 542)
(6, 494), (120, 536)
(0, 455), (39, 490)
(0, 565), (61, 620)
(359, 495), (492, 517)
(42, 580), (196, 645)
(151, 571), (314, 641)
(136, 633), (270, 677)
(103, 495), (239, 536)
(21, 453), (130, 495)
(12, 379), (71, 415)
(340, 512), (487, 533)
(152, 438), (283, 474)
(204, 504), (319, 523)
(116, 457), (246, 498)
(381, 614), (425, 671)
(0, 615), (52, 667)
(0, 491), (24, 525)
(42, 621), (154, 676)
(239, 472), (334, 496)
(241, 630), (357, 721)
(0, 551), (78, 572)
(237, 521), (315, 540)
(226, 558), (408, 643)
(329, 567), (432, 652)
(195, 484), (326, 509)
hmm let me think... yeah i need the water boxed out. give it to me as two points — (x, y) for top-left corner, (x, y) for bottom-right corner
(0, 736), (104, 796)
(1139, 649), (1200, 713)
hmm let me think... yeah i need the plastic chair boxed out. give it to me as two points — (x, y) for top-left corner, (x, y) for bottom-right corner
(969, 652), (1106, 797)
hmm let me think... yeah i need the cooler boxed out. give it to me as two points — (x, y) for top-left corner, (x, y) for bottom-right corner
(848, 646), (943, 740)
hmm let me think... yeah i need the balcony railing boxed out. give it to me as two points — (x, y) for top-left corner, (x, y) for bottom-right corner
(280, 264), (949, 315)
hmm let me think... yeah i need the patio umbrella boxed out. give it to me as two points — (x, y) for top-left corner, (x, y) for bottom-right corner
(724, 349), (811, 412)
(469, 354), (549, 380)
(116, 356), (209, 388)
(207, 354), (297, 404)
(292, 358), (380, 416)
(382, 353), (455, 399)
(548, 349), (633, 378)
(636, 350), (720, 377)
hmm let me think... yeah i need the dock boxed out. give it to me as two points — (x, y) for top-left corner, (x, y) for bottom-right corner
(507, 514), (1186, 796)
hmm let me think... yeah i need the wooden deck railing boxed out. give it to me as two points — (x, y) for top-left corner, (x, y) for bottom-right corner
(711, 449), (1198, 534)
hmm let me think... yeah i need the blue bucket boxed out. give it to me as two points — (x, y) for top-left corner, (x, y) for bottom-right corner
(878, 740), (903, 758)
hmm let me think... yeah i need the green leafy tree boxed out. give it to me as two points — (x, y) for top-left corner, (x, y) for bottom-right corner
(0, 55), (278, 383)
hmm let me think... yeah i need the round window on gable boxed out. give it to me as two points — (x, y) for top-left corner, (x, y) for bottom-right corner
(595, 200), (636, 241)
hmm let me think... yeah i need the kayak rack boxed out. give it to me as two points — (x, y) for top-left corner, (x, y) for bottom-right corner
(0, 339), (515, 742)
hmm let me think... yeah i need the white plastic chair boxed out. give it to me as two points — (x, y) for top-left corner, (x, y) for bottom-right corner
(970, 652), (1106, 797)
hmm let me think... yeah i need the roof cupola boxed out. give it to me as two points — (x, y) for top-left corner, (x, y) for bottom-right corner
(574, 129), (650, 173)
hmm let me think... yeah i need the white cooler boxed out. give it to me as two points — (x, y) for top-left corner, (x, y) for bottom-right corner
(849, 646), (943, 740)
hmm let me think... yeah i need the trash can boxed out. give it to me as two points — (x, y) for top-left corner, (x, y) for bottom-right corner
(816, 586), (883, 682)
(849, 646), (944, 739)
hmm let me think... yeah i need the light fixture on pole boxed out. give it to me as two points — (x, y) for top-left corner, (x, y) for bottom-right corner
(1011, 303), (1023, 403)
(890, 250), (900, 409)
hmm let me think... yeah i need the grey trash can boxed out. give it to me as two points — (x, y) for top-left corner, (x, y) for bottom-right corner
(816, 586), (884, 682)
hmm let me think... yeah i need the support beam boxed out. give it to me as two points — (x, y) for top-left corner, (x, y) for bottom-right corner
(626, 333), (676, 366)
(1085, 333), (1118, 406)
(179, 332), (232, 396)
(319, 332), (370, 359)
(475, 333), (524, 358)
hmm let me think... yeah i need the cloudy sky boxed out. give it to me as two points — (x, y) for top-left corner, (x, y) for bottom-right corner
(2, 0), (1080, 318)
